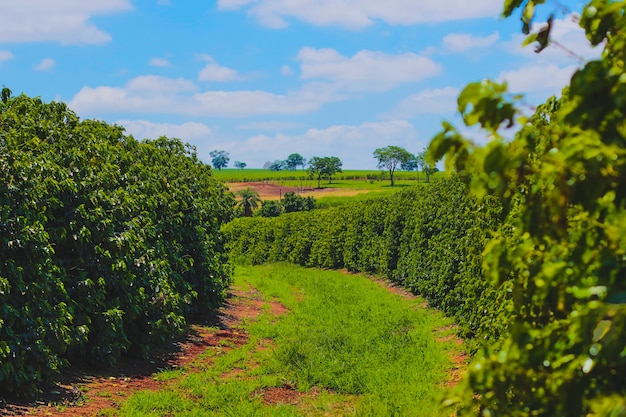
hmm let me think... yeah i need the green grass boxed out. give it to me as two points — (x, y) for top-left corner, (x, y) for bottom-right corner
(314, 190), (395, 208)
(117, 264), (462, 416)
(213, 168), (437, 184)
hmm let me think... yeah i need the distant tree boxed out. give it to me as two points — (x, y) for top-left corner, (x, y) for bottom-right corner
(236, 187), (261, 217)
(400, 155), (419, 172)
(258, 200), (282, 217)
(308, 156), (343, 188)
(307, 157), (324, 188)
(416, 148), (439, 182)
(234, 161), (247, 169)
(285, 153), (306, 170)
(373, 146), (413, 186)
(268, 160), (286, 171)
(1, 87), (11, 103)
(282, 191), (316, 213)
(210, 150), (230, 170)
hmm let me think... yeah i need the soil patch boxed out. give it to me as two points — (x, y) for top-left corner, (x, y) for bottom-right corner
(256, 386), (306, 405)
(0, 287), (287, 417)
(226, 181), (375, 200)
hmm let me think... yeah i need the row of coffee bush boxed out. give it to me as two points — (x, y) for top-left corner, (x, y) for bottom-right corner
(0, 90), (234, 395)
(223, 177), (512, 346)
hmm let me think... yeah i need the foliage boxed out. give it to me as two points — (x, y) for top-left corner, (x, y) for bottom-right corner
(268, 160), (286, 171)
(210, 150), (230, 170)
(281, 191), (315, 213)
(236, 187), (261, 217)
(307, 156), (343, 188)
(314, 190), (397, 209)
(257, 200), (282, 217)
(400, 155), (418, 171)
(234, 160), (246, 169)
(285, 153), (306, 170)
(255, 192), (315, 217)
(222, 178), (508, 348)
(416, 148), (439, 182)
(429, 1), (626, 415)
(373, 145), (414, 186)
(0, 91), (234, 396)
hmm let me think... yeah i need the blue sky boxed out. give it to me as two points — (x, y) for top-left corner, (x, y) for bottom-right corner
(0, 1), (598, 169)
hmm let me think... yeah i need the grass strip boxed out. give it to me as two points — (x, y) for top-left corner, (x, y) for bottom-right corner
(213, 168), (441, 185)
(117, 263), (461, 416)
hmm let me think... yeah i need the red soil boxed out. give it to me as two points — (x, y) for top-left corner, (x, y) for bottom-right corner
(0, 288), (287, 417)
(226, 181), (373, 200)
(0, 278), (468, 416)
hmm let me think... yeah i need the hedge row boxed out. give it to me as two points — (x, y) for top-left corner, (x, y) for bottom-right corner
(0, 91), (234, 395)
(222, 177), (512, 344)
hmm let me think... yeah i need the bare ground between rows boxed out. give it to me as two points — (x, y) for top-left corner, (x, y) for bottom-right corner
(0, 288), (287, 417)
(1, 276), (468, 416)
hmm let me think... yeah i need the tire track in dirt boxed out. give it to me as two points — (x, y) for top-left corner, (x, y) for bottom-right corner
(0, 287), (287, 417)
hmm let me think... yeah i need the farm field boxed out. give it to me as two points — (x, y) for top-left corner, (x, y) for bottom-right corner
(14, 264), (466, 417)
(225, 181), (391, 201)
(212, 168), (432, 184)
(218, 169), (438, 201)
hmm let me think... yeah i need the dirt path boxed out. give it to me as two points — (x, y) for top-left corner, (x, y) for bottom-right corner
(1, 279), (468, 416)
(0, 288), (287, 417)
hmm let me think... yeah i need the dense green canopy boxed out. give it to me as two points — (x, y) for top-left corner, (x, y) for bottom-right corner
(0, 90), (235, 395)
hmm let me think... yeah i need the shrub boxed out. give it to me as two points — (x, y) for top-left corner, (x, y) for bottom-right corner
(0, 91), (234, 395)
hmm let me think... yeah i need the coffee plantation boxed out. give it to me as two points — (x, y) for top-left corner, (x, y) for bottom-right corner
(0, 90), (235, 396)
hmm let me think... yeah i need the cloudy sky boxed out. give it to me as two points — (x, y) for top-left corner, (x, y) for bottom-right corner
(0, 1), (598, 169)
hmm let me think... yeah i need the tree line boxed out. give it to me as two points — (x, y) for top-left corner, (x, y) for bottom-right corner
(210, 147), (437, 187)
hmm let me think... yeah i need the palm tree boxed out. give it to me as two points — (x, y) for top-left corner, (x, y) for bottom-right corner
(237, 187), (261, 217)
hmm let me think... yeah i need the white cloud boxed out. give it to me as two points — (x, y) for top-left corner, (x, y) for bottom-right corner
(149, 58), (171, 67)
(443, 32), (499, 52)
(69, 76), (341, 117)
(498, 63), (578, 102)
(0, 50), (14, 65)
(236, 121), (304, 131)
(383, 87), (460, 119)
(34, 58), (56, 71)
(217, 0), (500, 29)
(126, 75), (197, 93)
(196, 55), (241, 82)
(297, 47), (441, 92)
(233, 120), (422, 169)
(198, 63), (240, 82)
(191, 83), (339, 116)
(0, 1), (133, 44)
(280, 65), (293, 76)
(218, 0), (253, 9)
(118, 120), (211, 141)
